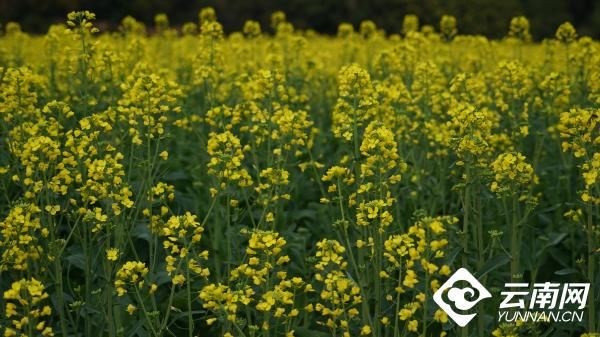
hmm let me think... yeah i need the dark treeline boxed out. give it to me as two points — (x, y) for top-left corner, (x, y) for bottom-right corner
(1, 0), (599, 39)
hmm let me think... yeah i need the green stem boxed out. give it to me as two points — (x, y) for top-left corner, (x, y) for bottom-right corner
(186, 257), (194, 337)
(134, 286), (159, 337)
(510, 196), (520, 282)
(587, 202), (596, 332)
(461, 166), (471, 337)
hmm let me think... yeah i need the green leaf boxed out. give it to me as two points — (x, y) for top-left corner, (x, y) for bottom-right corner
(65, 252), (85, 270)
(294, 327), (330, 337)
(539, 327), (556, 337)
(554, 268), (578, 276)
(131, 223), (152, 242)
(536, 232), (568, 258)
(474, 255), (510, 279)
(446, 247), (462, 265)
(545, 232), (568, 248)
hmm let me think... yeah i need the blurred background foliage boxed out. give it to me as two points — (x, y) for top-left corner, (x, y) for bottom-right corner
(0, 0), (599, 39)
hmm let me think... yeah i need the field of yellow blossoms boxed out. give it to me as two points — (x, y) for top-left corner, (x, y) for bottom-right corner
(1, 8), (599, 337)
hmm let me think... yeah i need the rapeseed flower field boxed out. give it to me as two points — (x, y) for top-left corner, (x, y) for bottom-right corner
(1, 8), (599, 337)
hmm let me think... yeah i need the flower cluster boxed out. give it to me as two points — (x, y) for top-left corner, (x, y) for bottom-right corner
(489, 152), (538, 196)
(558, 108), (599, 158)
(313, 239), (362, 337)
(332, 64), (377, 141)
(359, 122), (404, 179)
(440, 15), (457, 42)
(581, 153), (600, 204)
(117, 70), (183, 145)
(114, 261), (149, 296)
(0, 204), (46, 271)
(230, 230), (288, 285)
(161, 213), (210, 285)
(199, 283), (253, 323)
(207, 131), (253, 189)
(508, 16), (531, 42)
(556, 22), (577, 44)
(3, 278), (54, 337)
